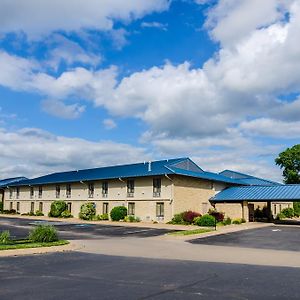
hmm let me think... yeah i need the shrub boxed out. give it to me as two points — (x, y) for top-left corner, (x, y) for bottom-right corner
(61, 210), (73, 218)
(232, 218), (242, 224)
(167, 213), (185, 225)
(29, 225), (58, 242)
(2, 209), (17, 215)
(254, 206), (268, 220)
(281, 207), (294, 218)
(110, 206), (127, 221)
(293, 202), (300, 217)
(96, 213), (109, 221)
(0, 230), (11, 245)
(182, 211), (201, 224)
(208, 209), (225, 222)
(79, 202), (96, 220)
(241, 218), (246, 223)
(222, 217), (232, 225)
(276, 212), (285, 220)
(49, 200), (67, 217)
(124, 215), (141, 223)
(35, 210), (44, 216)
(194, 214), (216, 227)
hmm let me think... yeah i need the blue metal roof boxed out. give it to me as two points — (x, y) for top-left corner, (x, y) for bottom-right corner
(0, 177), (28, 188)
(219, 170), (281, 186)
(212, 185), (300, 202)
(6, 158), (244, 187)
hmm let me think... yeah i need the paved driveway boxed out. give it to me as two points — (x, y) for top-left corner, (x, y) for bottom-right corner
(0, 217), (176, 239)
(189, 225), (300, 251)
(1, 251), (300, 300)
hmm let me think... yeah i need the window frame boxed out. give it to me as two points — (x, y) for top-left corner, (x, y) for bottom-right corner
(66, 184), (71, 198)
(88, 183), (94, 198)
(127, 179), (135, 197)
(153, 178), (162, 197)
(38, 186), (43, 199)
(103, 202), (109, 214)
(39, 202), (43, 212)
(30, 202), (34, 213)
(30, 187), (34, 199)
(102, 181), (108, 198)
(16, 187), (20, 199)
(56, 185), (60, 199)
(156, 202), (164, 218)
(128, 202), (135, 216)
(16, 201), (20, 212)
(67, 202), (72, 213)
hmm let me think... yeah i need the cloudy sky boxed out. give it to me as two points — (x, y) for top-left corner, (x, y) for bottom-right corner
(0, 0), (299, 181)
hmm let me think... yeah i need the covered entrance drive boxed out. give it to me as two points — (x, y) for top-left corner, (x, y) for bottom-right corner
(211, 184), (300, 222)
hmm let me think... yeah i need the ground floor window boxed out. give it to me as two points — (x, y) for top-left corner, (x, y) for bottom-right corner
(30, 202), (34, 213)
(9, 202), (13, 210)
(156, 202), (164, 218)
(67, 202), (72, 213)
(16, 202), (20, 212)
(103, 202), (109, 214)
(39, 202), (43, 212)
(128, 202), (135, 215)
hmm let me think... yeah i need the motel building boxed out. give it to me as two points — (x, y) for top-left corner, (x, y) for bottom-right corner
(1, 157), (300, 223)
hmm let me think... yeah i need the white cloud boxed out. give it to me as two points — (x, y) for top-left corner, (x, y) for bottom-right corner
(0, 127), (149, 179)
(239, 118), (300, 138)
(41, 99), (86, 119)
(103, 118), (117, 130)
(141, 22), (168, 31)
(0, 0), (170, 39)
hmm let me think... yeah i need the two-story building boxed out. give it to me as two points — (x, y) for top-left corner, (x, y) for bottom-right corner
(1, 157), (299, 222)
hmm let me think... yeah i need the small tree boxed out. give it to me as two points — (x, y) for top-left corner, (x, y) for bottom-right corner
(50, 200), (67, 217)
(275, 144), (300, 184)
(79, 202), (96, 220)
(110, 206), (127, 221)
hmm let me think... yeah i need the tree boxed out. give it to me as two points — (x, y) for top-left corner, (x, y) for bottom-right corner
(275, 144), (300, 184)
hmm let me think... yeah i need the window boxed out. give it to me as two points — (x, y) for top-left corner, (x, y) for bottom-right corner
(128, 202), (135, 215)
(30, 187), (34, 199)
(127, 180), (134, 197)
(103, 202), (109, 214)
(30, 202), (34, 213)
(67, 202), (72, 213)
(9, 202), (13, 210)
(9, 189), (13, 199)
(153, 178), (161, 197)
(102, 182), (108, 197)
(66, 184), (71, 198)
(56, 185), (60, 199)
(88, 183), (94, 198)
(16, 187), (20, 199)
(38, 186), (43, 198)
(16, 202), (20, 212)
(274, 204), (277, 215)
(39, 202), (43, 212)
(156, 202), (164, 218)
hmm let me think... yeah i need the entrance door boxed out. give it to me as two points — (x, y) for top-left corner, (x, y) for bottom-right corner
(248, 204), (254, 222)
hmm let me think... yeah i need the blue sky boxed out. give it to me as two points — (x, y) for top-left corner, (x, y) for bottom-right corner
(0, 0), (299, 181)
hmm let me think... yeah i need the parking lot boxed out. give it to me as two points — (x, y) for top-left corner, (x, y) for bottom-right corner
(0, 217), (176, 240)
(189, 225), (300, 251)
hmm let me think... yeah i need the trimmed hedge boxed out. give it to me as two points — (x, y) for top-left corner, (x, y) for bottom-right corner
(49, 200), (67, 217)
(79, 202), (96, 220)
(194, 214), (216, 227)
(110, 206), (127, 221)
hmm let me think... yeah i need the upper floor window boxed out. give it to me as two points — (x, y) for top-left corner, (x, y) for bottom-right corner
(9, 189), (13, 199)
(88, 183), (94, 198)
(16, 187), (20, 199)
(102, 181), (108, 197)
(30, 187), (34, 199)
(127, 180), (134, 197)
(56, 185), (60, 199)
(153, 178), (161, 197)
(38, 186), (43, 198)
(66, 184), (71, 198)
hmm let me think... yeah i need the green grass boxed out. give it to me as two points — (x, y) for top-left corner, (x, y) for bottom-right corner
(168, 228), (213, 236)
(0, 239), (69, 251)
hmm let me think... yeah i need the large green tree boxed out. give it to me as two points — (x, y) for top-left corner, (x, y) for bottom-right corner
(275, 144), (300, 184)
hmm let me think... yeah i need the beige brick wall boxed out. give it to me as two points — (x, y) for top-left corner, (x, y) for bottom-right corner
(172, 176), (215, 215)
(215, 203), (244, 220)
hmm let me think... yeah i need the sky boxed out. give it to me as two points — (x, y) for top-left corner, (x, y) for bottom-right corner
(0, 0), (299, 182)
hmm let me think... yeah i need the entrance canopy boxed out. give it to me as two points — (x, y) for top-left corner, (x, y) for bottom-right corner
(211, 184), (300, 202)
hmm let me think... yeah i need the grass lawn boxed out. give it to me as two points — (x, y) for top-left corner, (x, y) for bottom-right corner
(168, 228), (213, 236)
(0, 239), (69, 251)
